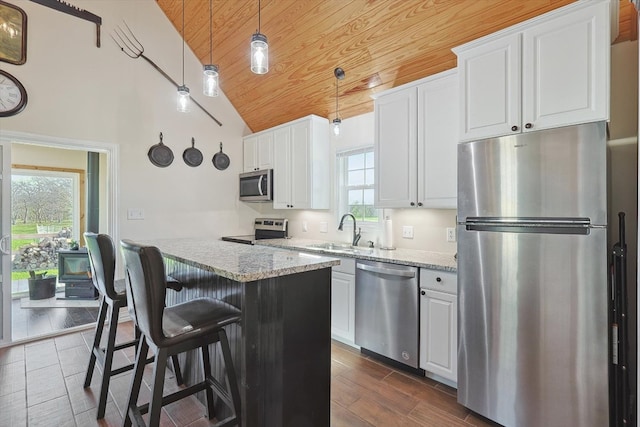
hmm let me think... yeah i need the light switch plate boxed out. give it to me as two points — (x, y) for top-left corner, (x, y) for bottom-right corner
(302, 221), (308, 232)
(127, 208), (145, 220)
(402, 225), (414, 239)
(319, 222), (328, 233)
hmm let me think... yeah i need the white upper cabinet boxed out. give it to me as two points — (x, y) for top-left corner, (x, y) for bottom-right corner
(454, 0), (610, 142)
(272, 115), (330, 210)
(374, 70), (458, 209)
(243, 131), (273, 172)
(374, 87), (417, 208)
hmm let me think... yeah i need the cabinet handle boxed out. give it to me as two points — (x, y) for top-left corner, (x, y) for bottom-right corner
(511, 125), (518, 132)
(436, 277), (442, 283)
(410, 202), (415, 207)
(417, 202), (423, 207)
(525, 123), (532, 129)
(420, 288), (426, 296)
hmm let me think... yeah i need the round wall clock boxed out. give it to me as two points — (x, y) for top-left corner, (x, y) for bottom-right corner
(0, 70), (27, 117)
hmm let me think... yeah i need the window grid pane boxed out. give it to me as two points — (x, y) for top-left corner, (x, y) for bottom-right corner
(340, 148), (379, 223)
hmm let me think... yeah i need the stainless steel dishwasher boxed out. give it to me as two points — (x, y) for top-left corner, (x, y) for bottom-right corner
(355, 259), (419, 368)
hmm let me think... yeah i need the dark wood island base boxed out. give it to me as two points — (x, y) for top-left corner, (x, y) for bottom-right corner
(164, 257), (332, 427)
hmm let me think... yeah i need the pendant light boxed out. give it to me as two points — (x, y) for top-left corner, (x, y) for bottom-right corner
(203, 0), (219, 97)
(250, 0), (268, 74)
(177, 0), (190, 112)
(332, 67), (345, 136)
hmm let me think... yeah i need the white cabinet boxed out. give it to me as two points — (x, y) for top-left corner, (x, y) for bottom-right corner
(374, 69), (458, 209)
(243, 132), (273, 172)
(273, 115), (330, 210)
(331, 257), (356, 345)
(420, 269), (457, 384)
(454, 0), (610, 142)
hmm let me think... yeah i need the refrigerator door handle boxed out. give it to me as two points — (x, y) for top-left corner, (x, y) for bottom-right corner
(464, 217), (592, 235)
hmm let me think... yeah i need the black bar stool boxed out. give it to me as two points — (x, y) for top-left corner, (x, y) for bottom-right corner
(120, 239), (241, 427)
(83, 233), (183, 419)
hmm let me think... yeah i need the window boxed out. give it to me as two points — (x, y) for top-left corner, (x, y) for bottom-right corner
(337, 147), (379, 224)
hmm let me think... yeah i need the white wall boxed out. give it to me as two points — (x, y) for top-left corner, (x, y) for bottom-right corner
(0, 0), (259, 243)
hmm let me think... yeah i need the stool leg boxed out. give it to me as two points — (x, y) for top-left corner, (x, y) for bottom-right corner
(148, 348), (168, 427)
(201, 344), (216, 420)
(84, 295), (107, 388)
(124, 335), (149, 427)
(171, 354), (183, 386)
(219, 329), (241, 424)
(94, 300), (120, 419)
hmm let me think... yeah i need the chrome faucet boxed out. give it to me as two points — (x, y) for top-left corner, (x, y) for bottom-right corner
(338, 213), (361, 246)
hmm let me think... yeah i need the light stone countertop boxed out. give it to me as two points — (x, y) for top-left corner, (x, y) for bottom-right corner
(255, 238), (457, 272)
(141, 238), (340, 282)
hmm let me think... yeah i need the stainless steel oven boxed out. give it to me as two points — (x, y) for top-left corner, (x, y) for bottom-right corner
(239, 169), (273, 202)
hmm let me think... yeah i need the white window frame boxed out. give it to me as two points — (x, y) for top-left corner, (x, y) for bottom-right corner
(336, 146), (381, 229)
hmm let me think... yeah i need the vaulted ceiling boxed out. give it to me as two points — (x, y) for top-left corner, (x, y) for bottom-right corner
(156, 0), (638, 133)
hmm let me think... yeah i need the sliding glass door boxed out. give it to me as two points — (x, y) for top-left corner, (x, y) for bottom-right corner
(0, 142), (11, 344)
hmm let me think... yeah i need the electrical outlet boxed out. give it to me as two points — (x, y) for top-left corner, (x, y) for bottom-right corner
(446, 227), (456, 242)
(127, 208), (145, 220)
(402, 225), (414, 239)
(302, 221), (308, 232)
(319, 222), (328, 233)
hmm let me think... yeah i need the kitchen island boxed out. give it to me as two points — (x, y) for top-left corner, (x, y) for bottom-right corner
(140, 238), (340, 427)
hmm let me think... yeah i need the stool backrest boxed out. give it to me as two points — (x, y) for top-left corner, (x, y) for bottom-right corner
(84, 232), (118, 300)
(120, 239), (167, 346)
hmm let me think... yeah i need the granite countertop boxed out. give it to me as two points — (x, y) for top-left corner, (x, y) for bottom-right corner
(255, 238), (457, 272)
(141, 238), (340, 282)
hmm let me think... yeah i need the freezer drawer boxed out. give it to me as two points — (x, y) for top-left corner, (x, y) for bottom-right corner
(457, 226), (609, 427)
(355, 260), (419, 368)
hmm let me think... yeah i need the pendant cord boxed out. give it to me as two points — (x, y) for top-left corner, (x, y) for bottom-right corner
(335, 77), (339, 119)
(209, 0), (212, 64)
(181, 0), (185, 85)
(258, 0), (261, 33)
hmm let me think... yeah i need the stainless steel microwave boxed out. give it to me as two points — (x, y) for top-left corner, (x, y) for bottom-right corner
(239, 169), (273, 202)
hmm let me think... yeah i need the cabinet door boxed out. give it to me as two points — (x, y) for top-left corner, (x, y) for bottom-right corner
(257, 132), (274, 170)
(417, 73), (458, 209)
(289, 120), (311, 209)
(420, 289), (457, 382)
(243, 135), (258, 172)
(522, 1), (609, 131)
(457, 33), (521, 142)
(272, 127), (291, 209)
(374, 88), (417, 208)
(331, 270), (356, 344)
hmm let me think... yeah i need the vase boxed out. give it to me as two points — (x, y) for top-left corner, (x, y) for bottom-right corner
(28, 276), (57, 300)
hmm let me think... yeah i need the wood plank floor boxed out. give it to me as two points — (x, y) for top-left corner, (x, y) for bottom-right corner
(0, 321), (499, 426)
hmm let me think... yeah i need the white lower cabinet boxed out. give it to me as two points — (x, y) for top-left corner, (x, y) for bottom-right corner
(331, 257), (356, 345)
(420, 269), (457, 384)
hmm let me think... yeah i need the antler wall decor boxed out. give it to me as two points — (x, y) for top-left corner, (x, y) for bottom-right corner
(29, 0), (102, 47)
(112, 22), (222, 127)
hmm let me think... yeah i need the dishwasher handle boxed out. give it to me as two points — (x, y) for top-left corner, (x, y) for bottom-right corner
(356, 262), (416, 278)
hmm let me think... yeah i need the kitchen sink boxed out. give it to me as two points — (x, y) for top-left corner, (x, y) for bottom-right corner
(305, 242), (373, 255)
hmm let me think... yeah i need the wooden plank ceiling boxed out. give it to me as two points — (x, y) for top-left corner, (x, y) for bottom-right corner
(156, 0), (638, 133)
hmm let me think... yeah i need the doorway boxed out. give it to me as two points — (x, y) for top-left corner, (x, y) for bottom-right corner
(0, 131), (119, 345)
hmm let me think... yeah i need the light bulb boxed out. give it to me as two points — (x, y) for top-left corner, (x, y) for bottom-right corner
(332, 118), (341, 136)
(203, 65), (219, 97)
(251, 33), (268, 74)
(177, 85), (190, 113)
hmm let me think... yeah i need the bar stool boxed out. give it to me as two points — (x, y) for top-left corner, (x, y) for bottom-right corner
(120, 239), (241, 427)
(83, 233), (183, 419)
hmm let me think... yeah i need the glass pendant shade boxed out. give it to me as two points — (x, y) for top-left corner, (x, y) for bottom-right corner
(203, 65), (219, 97)
(251, 33), (268, 74)
(332, 118), (341, 136)
(177, 85), (190, 112)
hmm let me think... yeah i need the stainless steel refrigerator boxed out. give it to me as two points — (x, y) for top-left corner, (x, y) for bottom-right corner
(457, 122), (609, 427)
